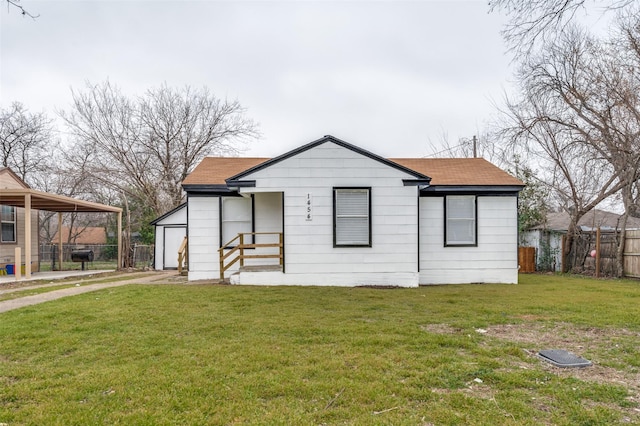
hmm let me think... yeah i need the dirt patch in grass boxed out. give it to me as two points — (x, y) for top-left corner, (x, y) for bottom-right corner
(423, 321), (640, 423)
(485, 322), (640, 352)
(484, 323), (640, 400)
(426, 322), (640, 418)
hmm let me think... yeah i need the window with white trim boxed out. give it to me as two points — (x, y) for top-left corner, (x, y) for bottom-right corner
(1, 205), (16, 243)
(445, 195), (476, 246)
(220, 196), (253, 247)
(334, 188), (371, 247)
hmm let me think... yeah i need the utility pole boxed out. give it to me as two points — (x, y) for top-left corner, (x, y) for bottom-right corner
(472, 135), (477, 158)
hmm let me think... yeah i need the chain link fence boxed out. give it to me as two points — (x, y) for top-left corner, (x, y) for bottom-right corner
(39, 243), (154, 271)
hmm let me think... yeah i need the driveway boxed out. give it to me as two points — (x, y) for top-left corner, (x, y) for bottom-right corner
(0, 271), (184, 314)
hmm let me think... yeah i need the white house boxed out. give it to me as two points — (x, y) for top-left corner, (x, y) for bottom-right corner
(151, 203), (187, 270)
(180, 135), (524, 287)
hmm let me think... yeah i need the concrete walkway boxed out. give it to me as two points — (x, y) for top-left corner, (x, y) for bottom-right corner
(0, 271), (182, 314)
(0, 269), (115, 286)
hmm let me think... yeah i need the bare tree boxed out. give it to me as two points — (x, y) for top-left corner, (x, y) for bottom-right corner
(59, 81), (259, 267)
(60, 81), (259, 217)
(3, 0), (39, 18)
(0, 102), (52, 185)
(499, 20), (640, 275)
(489, 0), (633, 57)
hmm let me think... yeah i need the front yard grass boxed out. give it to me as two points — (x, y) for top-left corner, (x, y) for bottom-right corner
(1, 274), (640, 425)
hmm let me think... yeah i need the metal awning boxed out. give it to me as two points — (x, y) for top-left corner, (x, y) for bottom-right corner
(0, 188), (122, 279)
(0, 188), (122, 213)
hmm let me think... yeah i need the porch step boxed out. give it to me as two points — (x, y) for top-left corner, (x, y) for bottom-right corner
(239, 265), (283, 273)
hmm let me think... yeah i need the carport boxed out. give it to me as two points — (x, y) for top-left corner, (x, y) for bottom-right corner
(0, 188), (122, 279)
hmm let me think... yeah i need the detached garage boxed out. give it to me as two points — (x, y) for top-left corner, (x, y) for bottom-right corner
(151, 203), (186, 270)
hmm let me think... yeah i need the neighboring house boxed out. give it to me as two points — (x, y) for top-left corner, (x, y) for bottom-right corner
(0, 167), (123, 278)
(521, 209), (640, 271)
(151, 203), (187, 270)
(0, 168), (39, 273)
(51, 226), (107, 245)
(179, 135), (523, 287)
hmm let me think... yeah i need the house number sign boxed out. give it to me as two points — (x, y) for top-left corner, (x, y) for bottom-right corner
(306, 193), (313, 221)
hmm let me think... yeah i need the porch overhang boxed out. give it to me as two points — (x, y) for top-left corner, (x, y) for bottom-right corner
(419, 185), (524, 196)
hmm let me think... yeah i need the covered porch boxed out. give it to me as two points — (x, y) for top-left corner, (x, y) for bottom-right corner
(218, 190), (284, 282)
(0, 188), (122, 280)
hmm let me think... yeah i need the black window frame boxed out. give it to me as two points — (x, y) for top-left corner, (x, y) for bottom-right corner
(333, 187), (372, 248)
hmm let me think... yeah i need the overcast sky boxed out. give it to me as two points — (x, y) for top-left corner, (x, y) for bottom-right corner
(1, 0), (513, 158)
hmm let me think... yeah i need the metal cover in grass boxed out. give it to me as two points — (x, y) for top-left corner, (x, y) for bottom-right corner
(538, 349), (592, 368)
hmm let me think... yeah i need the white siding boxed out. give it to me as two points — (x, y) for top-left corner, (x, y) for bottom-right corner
(187, 196), (220, 280)
(239, 142), (420, 287)
(419, 196), (518, 284)
(233, 271), (418, 287)
(155, 206), (187, 226)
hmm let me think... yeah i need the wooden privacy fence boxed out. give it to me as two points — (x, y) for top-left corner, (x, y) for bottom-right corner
(555, 228), (640, 278)
(518, 247), (536, 273)
(624, 230), (640, 278)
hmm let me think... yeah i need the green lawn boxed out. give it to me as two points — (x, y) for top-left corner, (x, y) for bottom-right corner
(1, 274), (640, 425)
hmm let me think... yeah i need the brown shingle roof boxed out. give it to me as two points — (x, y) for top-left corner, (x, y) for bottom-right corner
(390, 158), (523, 186)
(52, 226), (107, 244)
(535, 209), (640, 231)
(183, 156), (523, 187)
(182, 157), (269, 186)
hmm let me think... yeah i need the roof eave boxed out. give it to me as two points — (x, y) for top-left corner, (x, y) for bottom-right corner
(150, 202), (187, 225)
(182, 184), (245, 198)
(420, 185), (524, 195)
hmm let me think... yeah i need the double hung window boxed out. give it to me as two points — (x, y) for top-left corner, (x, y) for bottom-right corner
(0, 205), (16, 243)
(445, 195), (476, 246)
(334, 188), (371, 247)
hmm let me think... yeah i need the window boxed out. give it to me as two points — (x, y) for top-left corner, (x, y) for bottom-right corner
(220, 196), (253, 247)
(445, 195), (476, 246)
(334, 188), (371, 247)
(1, 205), (16, 243)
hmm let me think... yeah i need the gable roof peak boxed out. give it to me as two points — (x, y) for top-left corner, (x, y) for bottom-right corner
(226, 135), (431, 183)
(0, 167), (31, 189)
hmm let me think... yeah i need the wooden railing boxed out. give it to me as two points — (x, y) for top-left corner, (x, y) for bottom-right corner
(218, 232), (283, 280)
(177, 236), (188, 275)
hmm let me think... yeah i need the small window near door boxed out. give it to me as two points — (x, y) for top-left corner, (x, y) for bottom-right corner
(445, 195), (476, 246)
(220, 196), (253, 247)
(333, 187), (371, 247)
(1, 205), (16, 243)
